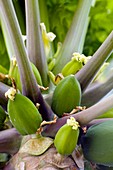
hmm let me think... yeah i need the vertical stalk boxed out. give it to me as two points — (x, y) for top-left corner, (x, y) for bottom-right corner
(53, 0), (93, 74)
(25, 0), (49, 87)
(39, 0), (50, 32)
(43, 93), (113, 137)
(81, 74), (113, 107)
(76, 31), (113, 92)
(0, 0), (54, 120)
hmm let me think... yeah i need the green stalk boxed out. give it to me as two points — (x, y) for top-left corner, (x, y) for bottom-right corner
(76, 31), (113, 92)
(39, 0), (50, 32)
(81, 74), (113, 107)
(12, 0), (26, 35)
(0, 0), (54, 120)
(39, 0), (55, 60)
(25, 0), (49, 87)
(53, 0), (93, 74)
(0, 14), (15, 59)
(43, 93), (113, 137)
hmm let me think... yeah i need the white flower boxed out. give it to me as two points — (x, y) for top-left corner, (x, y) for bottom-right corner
(72, 52), (91, 64)
(11, 57), (17, 66)
(47, 32), (56, 42)
(40, 23), (56, 58)
(5, 88), (16, 101)
(67, 117), (80, 130)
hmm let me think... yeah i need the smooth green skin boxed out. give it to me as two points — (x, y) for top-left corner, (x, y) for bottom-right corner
(82, 120), (113, 166)
(31, 63), (42, 86)
(51, 75), (81, 117)
(54, 124), (79, 155)
(9, 62), (42, 92)
(61, 60), (82, 77)
(8, 93), (42, 135)
(97, 108), (113, 119)
(0, 65), (8, 74)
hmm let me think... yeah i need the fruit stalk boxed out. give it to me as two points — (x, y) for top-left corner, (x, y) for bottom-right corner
(25, 0), (49, 87)
(82, 73), (113, 107)
(0, 82), (9, 110)
(0, 0), (54, 121)
(53, 0), (93, 74)
(0, 128), (22, 155)
(42, 93), (113, 137)
(76, 31), (113, 92)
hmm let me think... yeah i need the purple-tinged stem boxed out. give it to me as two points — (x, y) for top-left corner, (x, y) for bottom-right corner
(25, 0), (49, 87)
(42, 94), (113, 137)
(76, 31), (113, 92)
(0, 82), (9, 110)
(0, 0), (54, 121)
(0, 128), (22, 155)
(81, 73), (113, 107)
(53, 0), (93, 74)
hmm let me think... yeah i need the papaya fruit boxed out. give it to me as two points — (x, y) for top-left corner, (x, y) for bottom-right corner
(31, 62), (42, 86)
(7, 93), (42, 135)
(61, 56), (82, 76)
(9, 58), (42, 92)
(54, 117), (79, 155)
(81, 120), (113, 167)
(51, 75), (81, 117)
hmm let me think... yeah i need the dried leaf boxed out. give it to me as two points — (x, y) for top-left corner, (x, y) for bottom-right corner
(19, 136), (53, 156)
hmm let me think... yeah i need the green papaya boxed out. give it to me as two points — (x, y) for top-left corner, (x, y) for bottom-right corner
(54, 117), (79, 155)
(51, 75), (81, 117)
(81, 120), (113, 167)
(31, 63), (42, 86)
(61, 57), (82, 76)
(7, 93), (42, 135)
(9, 58), (42, 92)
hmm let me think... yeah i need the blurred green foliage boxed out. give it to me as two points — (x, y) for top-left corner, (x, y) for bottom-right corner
(47, 0), (113, 56)
(83, 0), (113, 56)
(46, 0), (78, 46)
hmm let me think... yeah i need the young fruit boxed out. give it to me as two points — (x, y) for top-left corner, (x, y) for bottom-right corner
(54, 117), (80, 155)
(31, 63), (42, 86)
(81, 120), (113, 167)
(6, 88), (42, 135)
(9, 58), (42, 92)
(61, 56), (82, 76)
(51, 75), (81, 117)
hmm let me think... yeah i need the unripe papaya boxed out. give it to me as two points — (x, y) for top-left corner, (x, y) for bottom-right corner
(61, 57), (82, 76)
(9, 58), (42, 92)
(51, 75), (81, 117)
(31, 63), (42, 86)
(54, 117), (79, 155)
(7, 92), (42, 135)
(81, 120), (113, 167)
